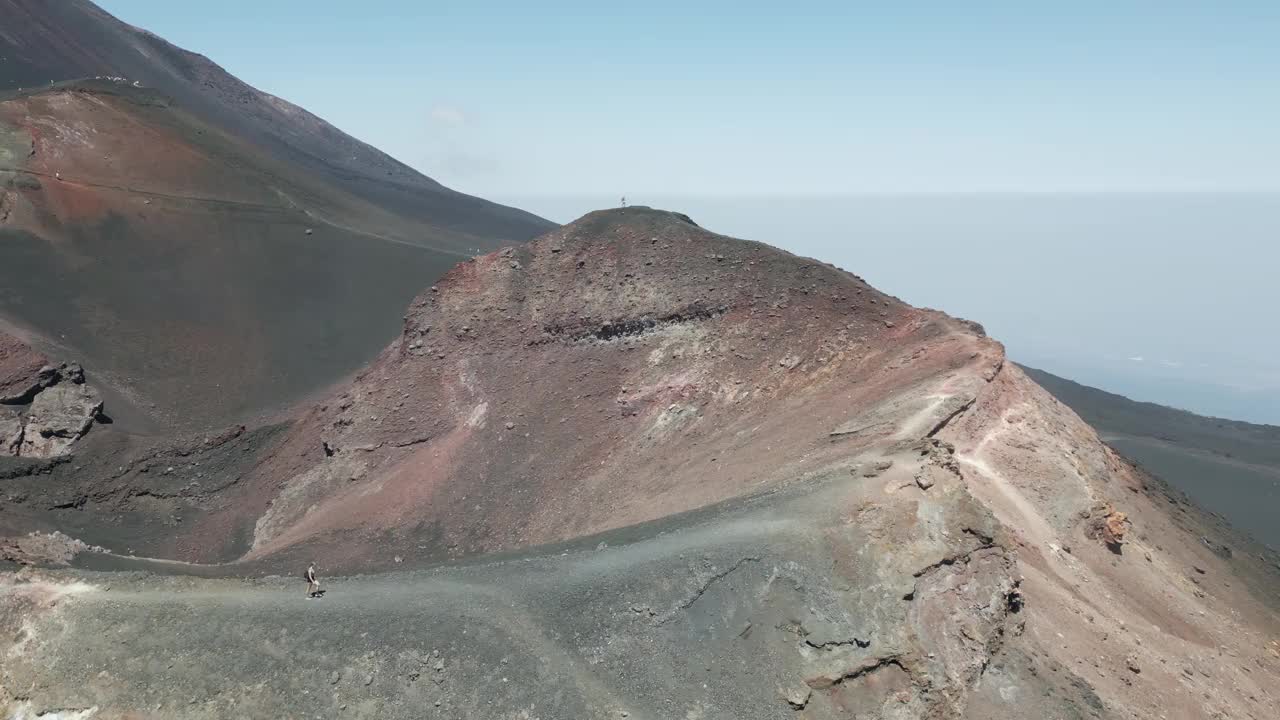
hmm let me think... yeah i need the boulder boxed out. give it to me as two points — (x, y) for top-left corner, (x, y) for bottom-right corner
(1101, 509), (1129, 549)
(1086, 502), (1130, 552)
(19, 382), (104, 457)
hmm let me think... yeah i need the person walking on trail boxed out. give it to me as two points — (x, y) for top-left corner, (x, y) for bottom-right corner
(305, 562), (321, 598)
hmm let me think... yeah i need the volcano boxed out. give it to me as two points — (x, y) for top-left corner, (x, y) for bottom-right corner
(2, 209), (1277, 720)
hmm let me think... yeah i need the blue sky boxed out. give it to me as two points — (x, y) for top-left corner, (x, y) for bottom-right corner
(98, 1), (1280, 195)
(97, 1), (1280, 422)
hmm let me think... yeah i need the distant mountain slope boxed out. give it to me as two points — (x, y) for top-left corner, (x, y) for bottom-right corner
(1023, 365), (1280, 548)
(0, 0), (556, 430)
(0, 0), (554, 248)
(0, 80), (475, 430)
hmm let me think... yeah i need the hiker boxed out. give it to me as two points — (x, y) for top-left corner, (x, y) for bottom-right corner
(305, 562), (321, 598)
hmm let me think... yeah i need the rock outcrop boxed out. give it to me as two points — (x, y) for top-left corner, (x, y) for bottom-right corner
(0, 331), (51, 404)
(0, 406), (22, 455)
(18, 378), (103, 457)
(0, 333), (104, 458)
(1088, 504), (1130, 551)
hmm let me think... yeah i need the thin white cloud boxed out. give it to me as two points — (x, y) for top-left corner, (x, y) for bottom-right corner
(1128, 356), (1145, 363)
(428, 105), (468, 128)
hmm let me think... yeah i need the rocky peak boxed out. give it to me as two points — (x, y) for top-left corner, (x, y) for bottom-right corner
(231, 208), (1001, 566)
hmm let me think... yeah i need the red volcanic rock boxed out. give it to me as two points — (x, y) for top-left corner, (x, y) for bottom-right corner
(0, 331), (51, 404)
(1087, 503), (1131, 550)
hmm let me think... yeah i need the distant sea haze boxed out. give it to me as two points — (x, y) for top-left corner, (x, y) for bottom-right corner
(499, 192), (1280, 426)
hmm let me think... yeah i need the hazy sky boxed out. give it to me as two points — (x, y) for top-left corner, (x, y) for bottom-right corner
(97, 1), (1280, 422)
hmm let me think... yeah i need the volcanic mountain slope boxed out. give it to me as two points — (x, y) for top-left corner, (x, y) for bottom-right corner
(0, 0), (553, 430)
(0, 79), (535, 430)
(2, 209), (1278, 720)
(1025, 366), (1280, 550)
(0, 0), (551, 246)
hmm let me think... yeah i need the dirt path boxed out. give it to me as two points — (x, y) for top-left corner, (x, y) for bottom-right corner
(0, 165), (281, 210)
(954, 404), (1063, 550)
